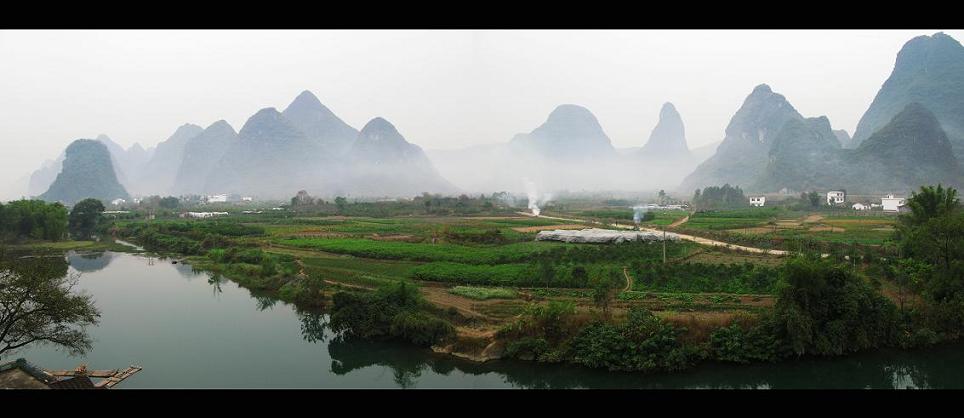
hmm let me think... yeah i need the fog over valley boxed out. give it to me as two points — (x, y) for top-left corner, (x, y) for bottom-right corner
(3, 30), (964, 202)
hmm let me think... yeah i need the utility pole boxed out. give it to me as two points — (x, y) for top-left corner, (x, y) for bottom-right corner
(662, 226), (667, 264)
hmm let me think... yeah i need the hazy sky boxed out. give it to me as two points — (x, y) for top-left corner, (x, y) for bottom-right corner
(2, 29), (962, 194)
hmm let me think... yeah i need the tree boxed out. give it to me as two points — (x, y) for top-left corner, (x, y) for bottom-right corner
(774, 257), (898, 356)
(158, 196), (180, 210)
(538, 258), (555, 290)
(571, 265), (589, 287)
(68, 198), (105, 241)
(591, 271), (619, 317)
(334, 196), (348, 214)
(901, 184), (960, 228)
(807, 191), (821, 208)
(0, 257), (100, 358)
(0, 200), (67, 242)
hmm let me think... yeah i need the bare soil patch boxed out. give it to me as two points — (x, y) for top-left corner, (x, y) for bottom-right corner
(809, 226), (846, 232)
(370, 233), (416, 241)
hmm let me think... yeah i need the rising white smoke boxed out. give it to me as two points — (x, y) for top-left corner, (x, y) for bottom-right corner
(524, 179), (552, 216)
(632, 205), (649, 225)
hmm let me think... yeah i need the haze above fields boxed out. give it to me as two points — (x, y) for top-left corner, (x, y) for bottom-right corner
(3, 30), (964, 201)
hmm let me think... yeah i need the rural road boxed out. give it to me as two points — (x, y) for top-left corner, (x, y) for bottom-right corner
(517, 211), (791, 256)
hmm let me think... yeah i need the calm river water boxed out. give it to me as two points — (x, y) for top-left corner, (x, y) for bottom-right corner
(10, 251), (964, 389)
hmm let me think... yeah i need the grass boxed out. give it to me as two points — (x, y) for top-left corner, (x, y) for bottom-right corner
(278, 237), (568, 264)
(449, 286), (519, 300)
(410, 262), (530, 286)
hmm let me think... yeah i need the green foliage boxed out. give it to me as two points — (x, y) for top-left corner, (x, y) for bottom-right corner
(448, 286), (518, 300)
(707, 319), (783, 363)
(158, 196), (180, 209)
(500, 301), (578, 352)
(632, 261), (779, 294)
(409, 262), (528, 286)
(0, 256), (100, 357)
(281, 238), (563, 264)
(0, 199), (68, 242)
(773, 257), (899, 356)
(329, 282), (455, 347)
(568, 309), (693, 372)
(692, 184), (747, 210)
(68, 198), (105, 240)
(900, 184), (960, 228)
(591, 268), (621, 315)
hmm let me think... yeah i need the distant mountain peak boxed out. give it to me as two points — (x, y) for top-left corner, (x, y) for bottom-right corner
(361, 116), (395, 133)
(751, 83), (773, 95)
(640, 101), (689, 158)
(281, 90), (358, 155)
(510, 104), (614, 160)
(39, 138), (129, 205)
(206, 119), (236, 133)
(659, 102), (678, 117)
(358, 117), (407, 146)
(289, 90), (323, 109)
(853, 33), (964, 153)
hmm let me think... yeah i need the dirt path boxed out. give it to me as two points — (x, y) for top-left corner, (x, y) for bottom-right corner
(419, 286), (489, 319)
(622, 267), (633, 292)
(668, 214), (690, 228)
(520, 211), (790, 256)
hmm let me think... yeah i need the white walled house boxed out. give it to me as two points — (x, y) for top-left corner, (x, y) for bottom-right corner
(206, 194), (228, 203)
(749, 196), (766, 207)
(852, 203), (869, 211)
(110, 198), (126, 206)
(826, 191), (846, 206)
(881, 195), (906, 212)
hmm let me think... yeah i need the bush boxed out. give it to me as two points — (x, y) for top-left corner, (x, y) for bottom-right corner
(329, 282), (455, 347)
(707, 319), (782, 363)
(568, 308), (693, 372)
(774, 257), (899, 356)
(390, 311), (455, 346)
(449, 286), (518, 300)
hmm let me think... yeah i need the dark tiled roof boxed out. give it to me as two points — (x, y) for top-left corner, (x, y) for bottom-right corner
(48, 376), (99, 389)
(0, 358), (58, 385)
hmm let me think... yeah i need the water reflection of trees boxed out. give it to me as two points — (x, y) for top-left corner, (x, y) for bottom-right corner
(299, 310), (328, 344)
(207, 273), (224, 296)
(67, 251), (113, 272)
(321, 334), (964, 389)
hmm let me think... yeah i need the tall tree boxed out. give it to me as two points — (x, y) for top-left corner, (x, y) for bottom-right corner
(0, 257), (100, 359)
(901, 184), (960, 228)
(68, 198), (105, 240)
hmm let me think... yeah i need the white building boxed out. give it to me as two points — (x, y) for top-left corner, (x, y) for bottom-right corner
(749, 196), (766, 207)
(827, 191), (846, 206)
(110, 198), (126, 206)
(206, 194), (228, 203)
(241, 196), (253, 202)
(182, 212), (229, 219)
(852, 203), (869, 211)
(881, 195), (906, 212)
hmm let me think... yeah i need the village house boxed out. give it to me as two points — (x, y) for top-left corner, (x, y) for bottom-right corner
(852, 203), (869, 211)
(881, 194), (906, 212)
(749, 196), (766, 207)
(826, 190), (846, 206)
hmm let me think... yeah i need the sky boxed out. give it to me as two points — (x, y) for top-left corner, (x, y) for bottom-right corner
(2, 29), (962, 198)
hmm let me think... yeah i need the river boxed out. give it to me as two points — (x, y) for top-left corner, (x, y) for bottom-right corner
(8, 251), (964, 389)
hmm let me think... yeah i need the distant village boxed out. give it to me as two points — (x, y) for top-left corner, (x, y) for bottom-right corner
(747, 190), (908, 213)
